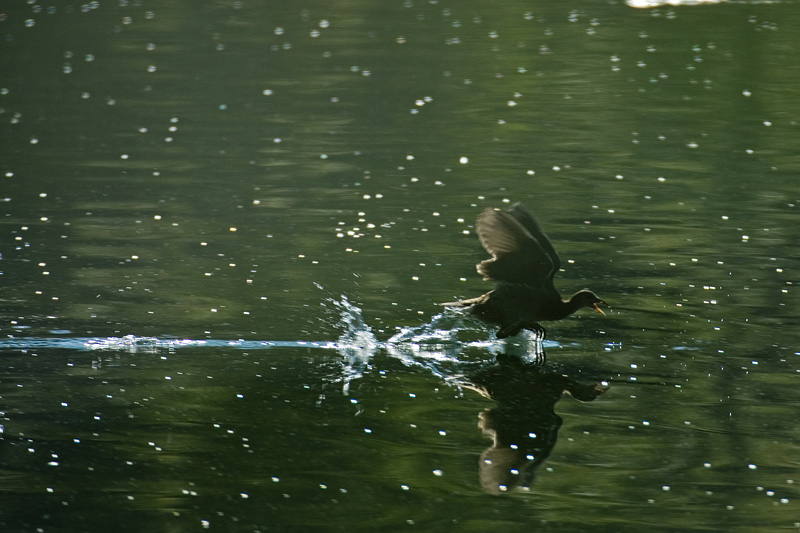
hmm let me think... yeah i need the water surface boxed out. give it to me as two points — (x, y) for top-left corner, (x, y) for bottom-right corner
(2, 1), (800, 531)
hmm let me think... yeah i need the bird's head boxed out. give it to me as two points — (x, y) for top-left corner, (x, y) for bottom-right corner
(574, 290), (606, 315)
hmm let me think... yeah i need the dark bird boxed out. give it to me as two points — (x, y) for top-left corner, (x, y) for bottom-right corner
(441, 203), (605, 339)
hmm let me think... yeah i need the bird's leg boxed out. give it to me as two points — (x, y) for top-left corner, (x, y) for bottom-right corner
(500, 335), (535, 360)
(525, 323), (546, 341)
(529, 342), (546, 364)
(496, 323), (524, 339)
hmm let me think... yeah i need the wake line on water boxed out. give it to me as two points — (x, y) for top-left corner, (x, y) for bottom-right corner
(0, 296), (606, 394)
(0, 332), (549, 353)
(0, 296), (568, 397)
(0, 296), (554, 355)
(0, 337), (340, 352)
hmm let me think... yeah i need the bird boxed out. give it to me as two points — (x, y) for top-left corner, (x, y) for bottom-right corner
(440, 203), (605, 339)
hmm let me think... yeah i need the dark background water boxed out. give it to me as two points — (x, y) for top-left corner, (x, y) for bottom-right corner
(2, 1), (799, 531)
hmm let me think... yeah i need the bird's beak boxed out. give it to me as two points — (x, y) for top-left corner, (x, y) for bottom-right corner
(592, 303), (606, 315)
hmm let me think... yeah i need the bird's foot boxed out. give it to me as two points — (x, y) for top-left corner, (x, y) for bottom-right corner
(527, 324), (546, 342)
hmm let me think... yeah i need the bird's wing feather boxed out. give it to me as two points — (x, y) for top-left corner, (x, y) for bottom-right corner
(475, 207), (556, 285)
(508, 203), (561, 272)
(476, 208), (526, 256)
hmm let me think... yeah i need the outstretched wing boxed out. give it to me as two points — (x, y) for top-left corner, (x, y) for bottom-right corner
(507, 203), (561, 273)
(475, 204), (558, 286)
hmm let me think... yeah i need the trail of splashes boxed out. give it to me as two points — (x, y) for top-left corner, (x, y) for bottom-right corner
(330, 295), (378, 393)
(385, 309), (482, 381)
(388, 307), (551, 362)
(388, 309), (469, 346)
(326, 296), (501, 392)
(325, 296), (472, 394)
(332, 295), (378, 355)
(0, 292), (558, 395)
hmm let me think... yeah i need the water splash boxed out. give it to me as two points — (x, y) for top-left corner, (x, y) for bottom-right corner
(330, 295), (378, 392)
(86, 335), (162, 353)
(388, 308), (475, 346)
(332, 295), (378, 356)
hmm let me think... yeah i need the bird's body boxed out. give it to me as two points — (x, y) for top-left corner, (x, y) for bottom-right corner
(441, 203), (604, 339)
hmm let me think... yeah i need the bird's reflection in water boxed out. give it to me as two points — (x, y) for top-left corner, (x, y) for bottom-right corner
(462, 351), (608, 494)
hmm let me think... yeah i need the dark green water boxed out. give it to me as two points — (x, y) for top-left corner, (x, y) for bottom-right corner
(2, 1), (800, 531)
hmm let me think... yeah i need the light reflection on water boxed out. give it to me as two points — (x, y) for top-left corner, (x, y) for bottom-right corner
(3, 0), (800, 530)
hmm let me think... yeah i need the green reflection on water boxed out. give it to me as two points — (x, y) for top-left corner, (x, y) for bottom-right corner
(2, 0), (800, 531)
